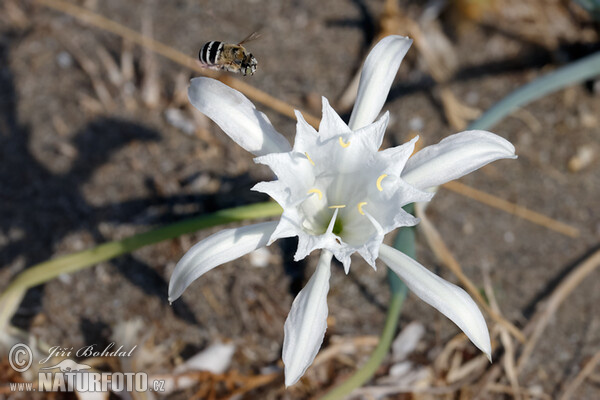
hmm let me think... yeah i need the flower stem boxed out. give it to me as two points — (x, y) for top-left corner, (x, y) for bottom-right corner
(0, 201), (282, 328)
(468, 50), (600, 130)
(319, 215), (413, 400)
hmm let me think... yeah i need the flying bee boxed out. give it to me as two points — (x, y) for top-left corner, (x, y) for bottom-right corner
(198, 32), (259, 76)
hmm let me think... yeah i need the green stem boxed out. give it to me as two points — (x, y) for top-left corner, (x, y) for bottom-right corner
(468, 50), (600, 130)
(320, 211), (414, 400)
(0, 201), (282, 327)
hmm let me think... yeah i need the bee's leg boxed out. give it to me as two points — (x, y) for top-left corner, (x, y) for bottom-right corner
(223, 61), (239, 74)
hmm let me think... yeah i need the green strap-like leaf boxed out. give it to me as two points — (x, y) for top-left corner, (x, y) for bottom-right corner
(0, 201), (282, 330)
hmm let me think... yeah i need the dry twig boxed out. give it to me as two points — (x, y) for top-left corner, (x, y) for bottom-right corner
(312, 336), (379, 368)
(36, 0), (580, 240)
(416, 203), (526, 343)
(517, 248), (600, 373)
(483, 267), (522, 400)
(443, 181), (580, 238)
(559, 349), (600, 400)
(35, 0), (321, 128)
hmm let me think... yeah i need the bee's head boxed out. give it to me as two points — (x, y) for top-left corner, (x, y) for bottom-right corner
(243, 54), (257, 76)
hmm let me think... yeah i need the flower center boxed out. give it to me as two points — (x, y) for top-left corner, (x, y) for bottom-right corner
(298, 148), (383, 243)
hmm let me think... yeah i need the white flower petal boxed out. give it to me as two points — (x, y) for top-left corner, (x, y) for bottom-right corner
(319, 97), (351, 139)
(251, 181), (290, 206)
(254, 152), (315, 195)
(293, 110), (319, 152)
(294, 229), (341, 263)
(378, 136), (419, 172)
(379, 244), (491, 359)
(283, 250), (333, 386)
(353, 111), (389, 152)
(402, 130), (517, 190)
(348, 35), (413, 130)
(188, 77), (291, 156)
(168, 221), (278, 302)
(269, 210), (303, 244)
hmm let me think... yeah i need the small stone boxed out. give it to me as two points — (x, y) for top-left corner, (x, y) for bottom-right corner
(409, 116), (424, 132)
(249, 247), (271, 268)
(56, 51), (73, 68)
(568, 145), (596, 172)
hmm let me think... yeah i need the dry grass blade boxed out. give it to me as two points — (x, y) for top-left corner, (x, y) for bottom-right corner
(352, 382), (463, 397)
(443, 181), (580, 238)
(140, 9), (161, 109)
(312, 336), (379, 368)
(559, 349), (600, 400)
(35, 0), (579, 242)
(35, 0), (321, 128)
(55, 33), (116, 111)
(486, 383), (552, 399)
(482, 268), (522, 400)
(446, 354), (489, 383)
(224, 372), (280, 399)
(517, 248), (600, 373)
(439, 87), (481, 130)
(415, 203), (526, 343)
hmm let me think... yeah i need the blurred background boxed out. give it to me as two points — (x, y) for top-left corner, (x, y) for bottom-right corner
(1, 0), (599, 398)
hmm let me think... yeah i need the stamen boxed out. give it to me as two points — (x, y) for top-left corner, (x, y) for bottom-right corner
(357, 202), (367, 215)
(325, 208), (340, 235)
(307, 188), (323, 200)
(304, 152), (315, 166)
(376, 174), (388, 191)
(328, 205), (346, 209)
(338, 137), (350, 148)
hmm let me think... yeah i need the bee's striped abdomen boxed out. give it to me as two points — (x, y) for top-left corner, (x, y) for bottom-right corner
(199, 41), (224, 65)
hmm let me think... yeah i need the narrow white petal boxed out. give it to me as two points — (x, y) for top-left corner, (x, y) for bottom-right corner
(188, 78), (291, 156)
(283, 250), (333, 386)
(293, 110), (319, 151)
(251, 181), (290, 205)
(319, 97), (351, 139)
(379, 244), (491, 359)
(253, 152), (315, 194)
(402, 130), (517, 190)
(348, 35), (413, 130)
(168, 221), (278, 302)
(353, 111), (390, 152)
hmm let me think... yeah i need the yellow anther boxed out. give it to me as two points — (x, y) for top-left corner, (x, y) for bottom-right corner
(376, 174), (388, 191)
(328, 205), (346, 209)
(308, 188), (323, 200)
(338, 136), (350, 148)
(304, 152), (315, 166)
(357, 202), (367, 215)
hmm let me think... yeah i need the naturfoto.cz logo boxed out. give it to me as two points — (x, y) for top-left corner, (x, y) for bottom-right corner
(8, 343), (165, 393)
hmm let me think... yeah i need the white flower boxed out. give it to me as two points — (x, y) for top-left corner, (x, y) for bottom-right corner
(169, 35), (516, 386)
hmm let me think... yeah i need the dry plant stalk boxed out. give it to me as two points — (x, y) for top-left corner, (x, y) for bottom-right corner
(36, 0), (580, 240)
(517, 248), (600, 373)
(482, 268), (522, 400)
(443, 181), (580, 238)
(338, 0), (480, 129)
(54, 33), (116, 111)
(471, 248), (600, 398)
(140, 10), (161, 109)
(311, 336), (379, 368)
(416, 203), (526, 342)
(559, 349), (600, 400)
(35, 0), (321, 128)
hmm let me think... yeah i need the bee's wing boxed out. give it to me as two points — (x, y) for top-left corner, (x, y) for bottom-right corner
(238, 32), (261, 45)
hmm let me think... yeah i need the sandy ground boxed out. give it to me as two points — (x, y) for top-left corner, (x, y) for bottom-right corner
(1, 0), (600, 398)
